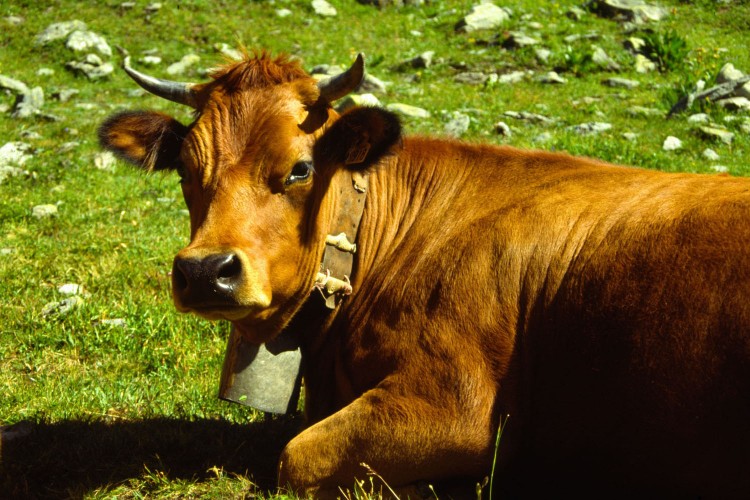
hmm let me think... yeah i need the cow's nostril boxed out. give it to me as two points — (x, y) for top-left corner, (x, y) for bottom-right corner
(172, 260), (189, 291)
(217, 254), (242, 281)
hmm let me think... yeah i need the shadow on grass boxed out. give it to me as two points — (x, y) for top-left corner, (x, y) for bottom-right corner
(0, 415), (303, 499)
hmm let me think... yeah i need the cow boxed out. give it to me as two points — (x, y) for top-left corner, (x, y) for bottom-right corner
(99, 50), (750, 498)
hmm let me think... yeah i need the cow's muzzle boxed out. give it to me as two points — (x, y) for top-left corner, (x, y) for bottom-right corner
(172, 252), (245, 314)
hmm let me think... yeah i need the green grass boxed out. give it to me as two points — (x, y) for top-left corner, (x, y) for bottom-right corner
(1, 0), (749, 497)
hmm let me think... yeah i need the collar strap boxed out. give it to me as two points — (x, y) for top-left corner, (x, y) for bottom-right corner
(313, 170), (369, 309)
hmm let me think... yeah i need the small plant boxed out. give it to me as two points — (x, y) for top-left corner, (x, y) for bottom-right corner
(555, 45), (597, 76)
(642, 29), (690, 72)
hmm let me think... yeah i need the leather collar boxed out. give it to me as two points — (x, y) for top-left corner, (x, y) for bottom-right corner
(313, 170), (369, 309)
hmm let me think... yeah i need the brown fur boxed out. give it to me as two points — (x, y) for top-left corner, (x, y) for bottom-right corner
(99, 53), (750, 498)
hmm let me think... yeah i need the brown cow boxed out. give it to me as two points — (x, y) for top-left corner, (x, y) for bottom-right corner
(99, 51), (750, 498)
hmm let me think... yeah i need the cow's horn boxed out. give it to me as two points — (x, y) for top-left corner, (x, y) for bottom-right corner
(317, 53), (365, 103)
(121, 51), (198, 108)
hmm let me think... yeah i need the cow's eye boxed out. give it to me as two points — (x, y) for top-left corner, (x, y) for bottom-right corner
(285, 161), (313, 186)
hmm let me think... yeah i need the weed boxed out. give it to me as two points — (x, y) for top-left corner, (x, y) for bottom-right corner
(641, 29), (690, 73)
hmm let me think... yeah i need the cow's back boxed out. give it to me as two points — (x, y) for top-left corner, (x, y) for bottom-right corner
(500, 163), (750, 496)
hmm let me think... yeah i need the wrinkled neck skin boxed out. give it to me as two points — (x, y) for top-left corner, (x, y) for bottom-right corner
(298, 137), (496, 421)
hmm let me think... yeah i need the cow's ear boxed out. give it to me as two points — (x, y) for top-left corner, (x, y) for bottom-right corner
(98, 111), (188, 172)
(313, 107), (401, 172)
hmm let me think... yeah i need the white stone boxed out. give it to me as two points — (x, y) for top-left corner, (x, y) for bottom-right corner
(66, 30), (112, 57)
(58, 283), (82, 295)
(0, 142), (32, 166)
(687, 113), (710, 124)
(140, 55), (162, 66)
(312, 0), (337, 16)
(710, 165), (729, 174)
(167, 54), (200, 75)
(494, 121), (512, 137)
(277, 8), (293, 17)
(699, 126), (734, 145)
(662, 136), (682, 151)
(716, 63), (745, 85)
(456, 3), (510, 33)
(571, 122), (612, 135)
(702, 149), (720, 161)
(35, 20), (87, 46)
(32, 204), (58, 218)
(336, 93), (381, 112)
(94, 151), (117, 172)
(386, 103), (431, 118)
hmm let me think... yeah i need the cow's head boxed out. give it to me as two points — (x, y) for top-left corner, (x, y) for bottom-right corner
(98, 51), (401, 343)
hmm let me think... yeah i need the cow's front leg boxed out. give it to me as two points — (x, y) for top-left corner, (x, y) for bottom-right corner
(277, 383), (494, 497)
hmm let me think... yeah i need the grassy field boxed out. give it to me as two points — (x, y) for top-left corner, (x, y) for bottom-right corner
(1, 0), (749, 498)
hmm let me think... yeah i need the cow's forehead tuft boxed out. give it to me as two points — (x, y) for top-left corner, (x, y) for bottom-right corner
(208, 51), (313, 94)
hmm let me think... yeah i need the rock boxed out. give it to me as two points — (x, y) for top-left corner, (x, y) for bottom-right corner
(626, 106), (662, 117)
(42, 296), (83, 318)
(1, 248), (13, 256)
(718, 66), (750, 98)
(533, 132), (553, 142)
(566, 6), (588, 20)
(120, 2), (136, 8)
(717, 97), (750, 112)
(710, 165), (729, 174)
(138, 55), (161, 66)
(58, 283), (83, 295)
(702, 148), (720, 161)
(634, 54), (657, 73)
(687, 113), (710, 124)
(34, 20), (87, 46)
(336, 93), (382, 112)
(538, 71), (567, 84)
(94, 151), (117, 172)
(494, 121), (512, 137)
(622, 132), (639, 141)
(443, 112), (471, 137)
(504, 110), (555, 125)
(624, 37), (647, 53)
(0, 74), (30, 95)
(312, 0), (337, 16)
(0, 142), (32, 167)
(456, 3), (510, 33)
(387, 103), (431, 118)
(66, 56), (114, 79)
(570, 122), (613, 135)
(455, 72), (489, 85)
(52, 89), (80, 102)
(12, 86), (44, 118)
(496, 71), (527, 84)
(592, 46), (621, 71)
(535, 48), (552, 64)
(590, 0), (669, 23)
(603, 77), (640, 89)
(66, 30), (112, 57)
(167, 54), (200, 76)
(0, 165), (29, 184)
(406, 51), (434, 69)
(716, 63), (745, 84)
(32, 204), (58, 218)
(699, 126), (734, 144)
(214, 43), (243, 61)
(359, 74), (388, 94)
(37, 68), (55, 77)
(145, 2), (162, 13)
(503, 32), (540, 49)
(277, 8), (293, 17)
(662, 136), (682, 151)
(5, 16), (24, 25)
